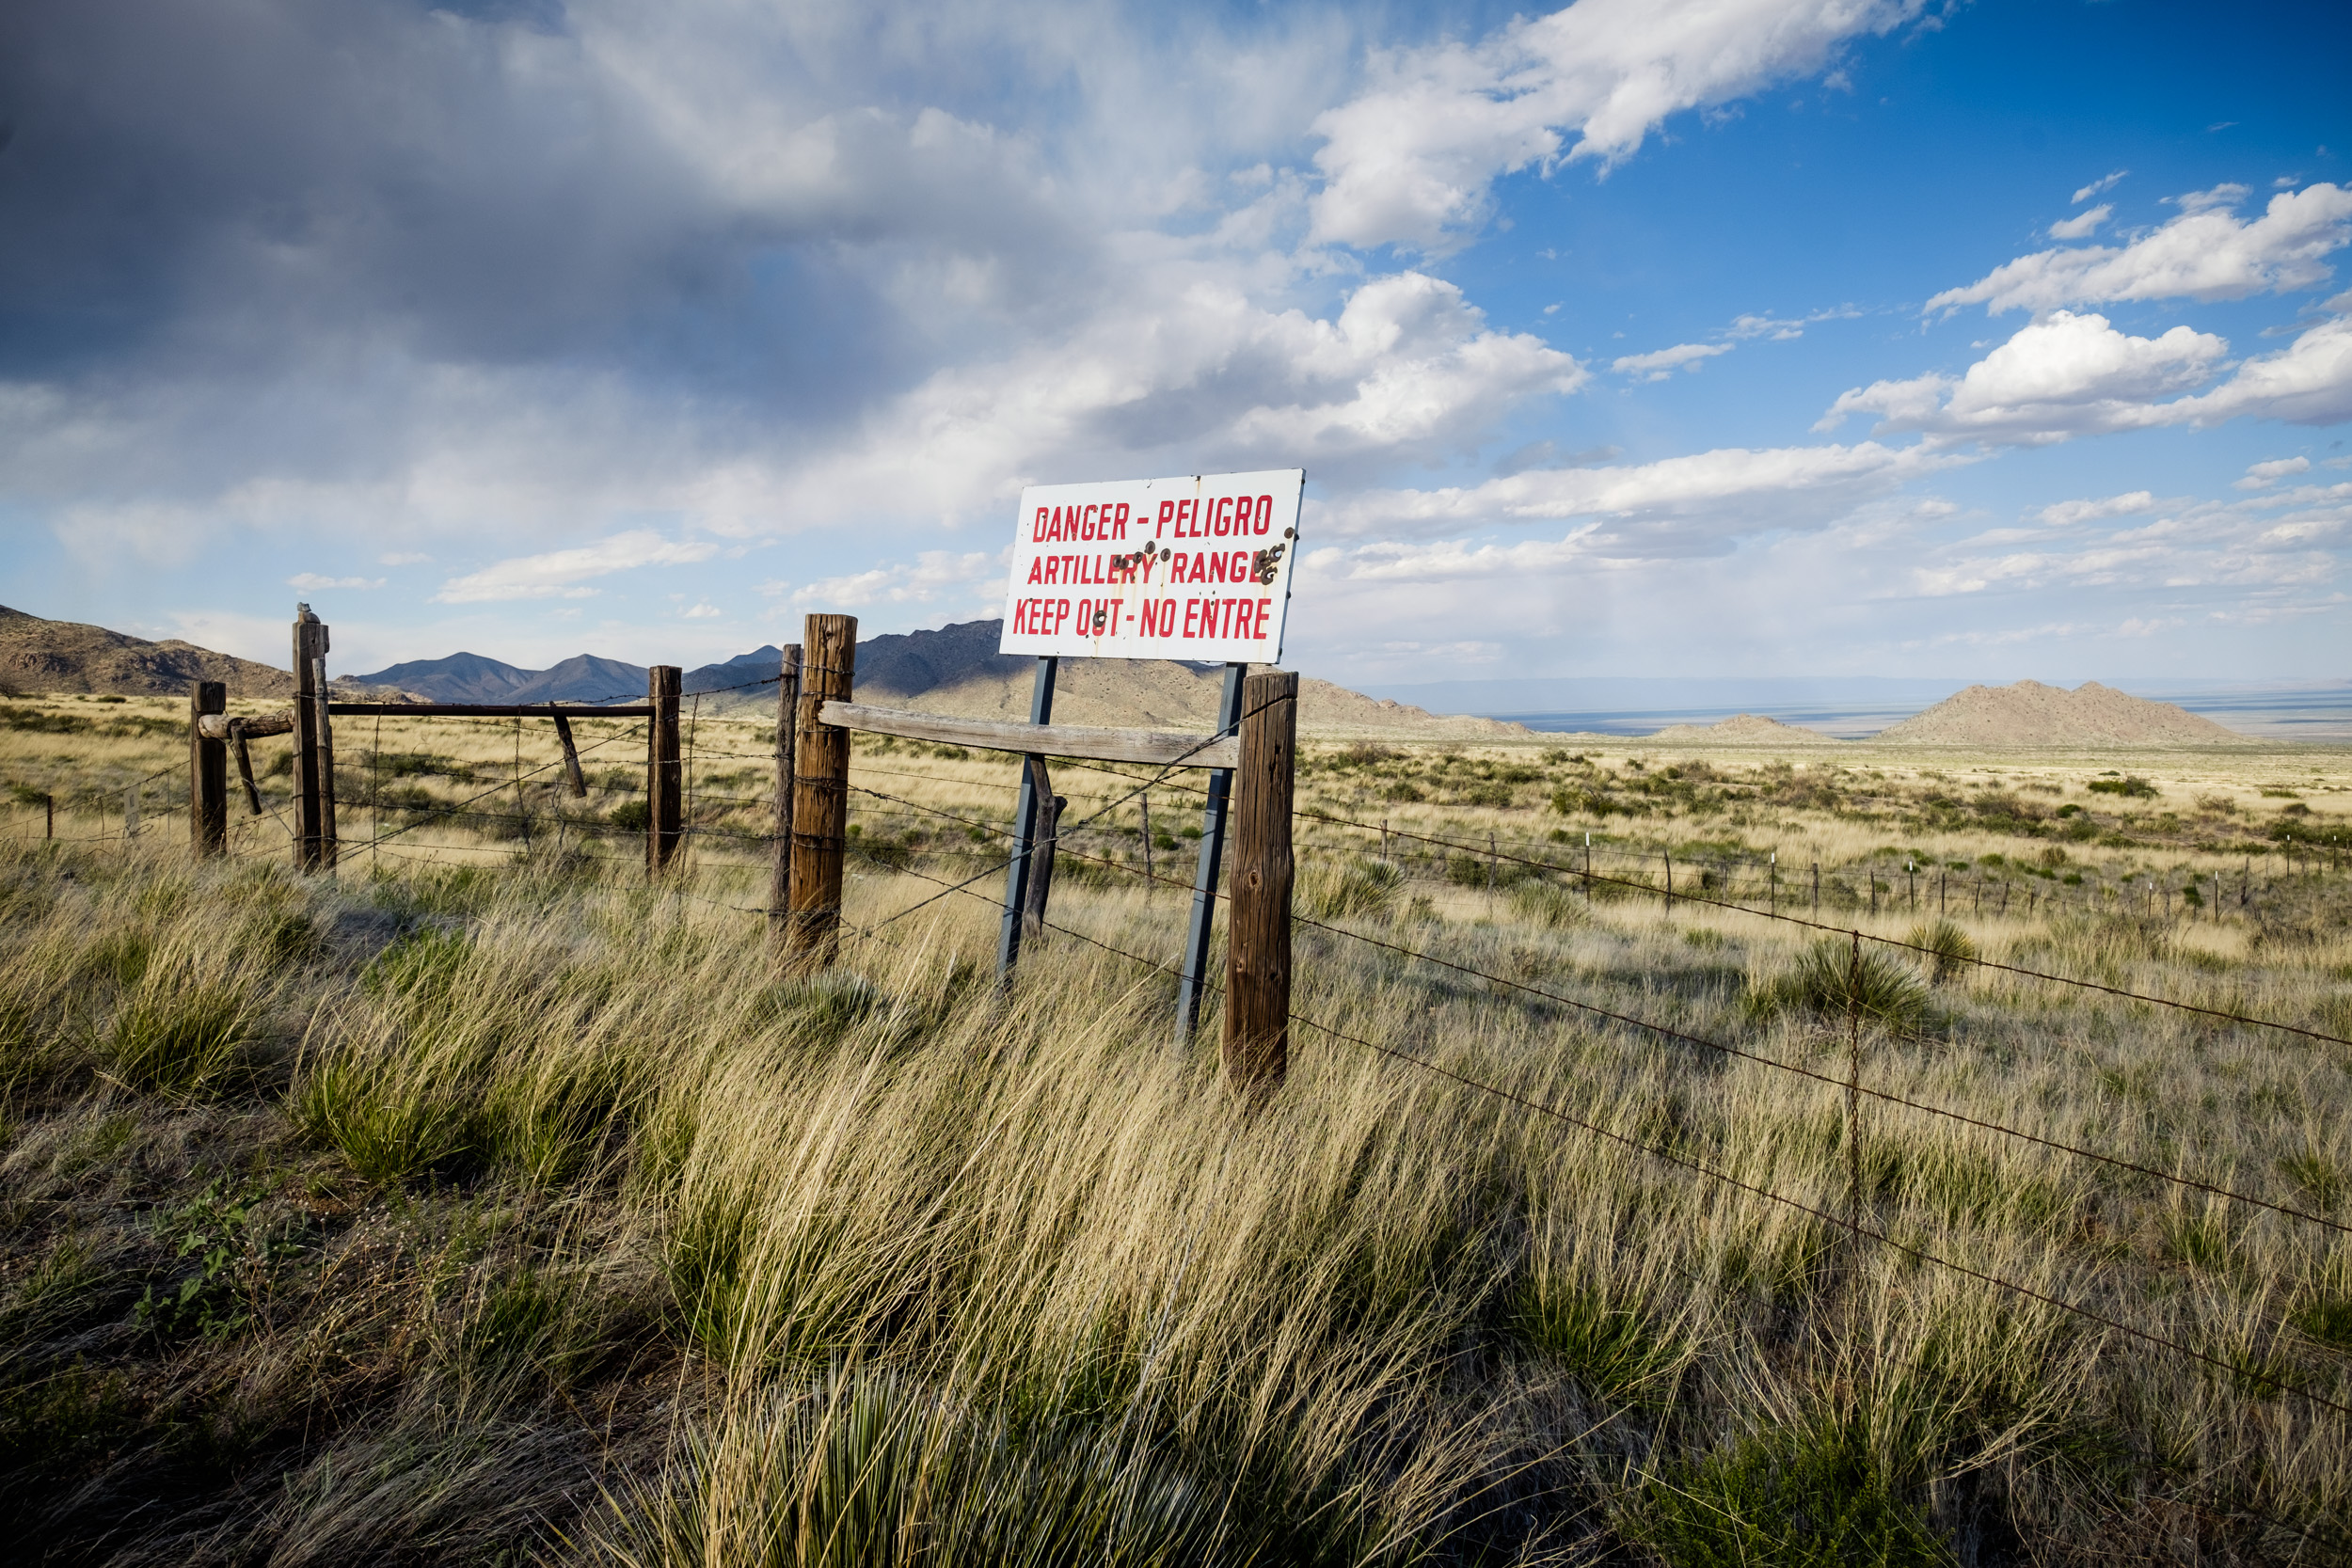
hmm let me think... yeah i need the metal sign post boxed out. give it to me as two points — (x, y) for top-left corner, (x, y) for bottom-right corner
(996, 656), (1059, 981)
(990, 468), (1305, 1036)
(1176, 662), (1247, 1046)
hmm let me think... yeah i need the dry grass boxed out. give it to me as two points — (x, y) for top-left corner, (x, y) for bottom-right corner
(0, 705), (2348, 1563)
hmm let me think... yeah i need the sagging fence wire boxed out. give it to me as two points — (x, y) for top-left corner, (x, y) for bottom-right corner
(837, 777), (2352, 1241)
(836, 832), (2352, 1427)
(1039, 752), (2351, 1053)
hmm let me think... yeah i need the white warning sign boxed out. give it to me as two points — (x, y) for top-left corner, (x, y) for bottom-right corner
(997, 469), (1304, 662)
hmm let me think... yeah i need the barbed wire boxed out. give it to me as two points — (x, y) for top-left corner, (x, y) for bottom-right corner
(837, 835), (2352, 1421)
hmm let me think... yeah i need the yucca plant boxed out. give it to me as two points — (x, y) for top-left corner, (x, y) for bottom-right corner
(1747, 939), (1931, 1034)
(1903, 920), (1977, 985)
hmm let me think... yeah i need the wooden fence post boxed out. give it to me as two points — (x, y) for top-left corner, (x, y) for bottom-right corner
(769, 644), (802, 955)
(551, 709), (587, 797)
(190, 681), (227, 857)
(788, 615), (856, 965)
(646, 666), (682, 876)
(1021, 757), (1066, 940)
(292, 605), (337, 872)
(1223, 669), (1297, 1096)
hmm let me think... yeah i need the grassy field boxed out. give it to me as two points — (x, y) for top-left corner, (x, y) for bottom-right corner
(2, 690), (2349, 1564)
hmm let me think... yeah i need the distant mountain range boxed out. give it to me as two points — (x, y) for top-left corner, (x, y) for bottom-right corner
(353, 621), (1038, 707)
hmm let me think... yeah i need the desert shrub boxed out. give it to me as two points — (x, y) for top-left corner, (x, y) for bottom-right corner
(1296, 856), (1402, 922)
(611, 800), (652, 832)
(1748, 940), (1930, 1033)
(1381, 781), (1424, 803)
(1903, 919), (1978, 985)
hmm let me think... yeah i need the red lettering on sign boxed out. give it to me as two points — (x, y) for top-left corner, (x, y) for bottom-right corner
(1052, 599), (1070, 635)
(1252, 495), (1273, 533)
(1203, 551), (1224, 584)
(1111, 502), (1129, 540)
(1155, 499), (1173, 537)
(1254, 596), (1270, 638)
(1084, 503), (1100, 540)
(1024, 559), (1041, 585)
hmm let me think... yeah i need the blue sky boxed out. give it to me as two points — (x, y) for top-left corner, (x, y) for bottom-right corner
(3, 0), (2346, 686)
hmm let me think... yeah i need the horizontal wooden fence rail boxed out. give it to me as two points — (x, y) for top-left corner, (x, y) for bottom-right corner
(819, 700), (1240, 768)
(196, 712), (295, 740)
(324, 702), (659, 719)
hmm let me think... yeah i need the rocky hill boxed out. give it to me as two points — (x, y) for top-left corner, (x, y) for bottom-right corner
(1, 604), (300, 698)
(1873, 680), (2242, 747)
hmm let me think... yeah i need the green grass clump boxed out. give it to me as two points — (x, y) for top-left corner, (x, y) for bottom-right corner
(1629, 1415), (1947, 1566)
(102, 978), (256, 1098)
(1747, 939), (1931, 1033)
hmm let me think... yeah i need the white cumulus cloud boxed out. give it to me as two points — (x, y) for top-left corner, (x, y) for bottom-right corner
(1308, 0), (1923, 252)
(2233, 455), (2312, 489)
(1820, 311), (2229, 444)
(435, 531), (719, 603)
(287, 573), (386, 591)
(1927, 182), (2352, 315)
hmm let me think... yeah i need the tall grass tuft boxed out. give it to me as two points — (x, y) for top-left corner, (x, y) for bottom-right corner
(102, 974), (256, 1098)
(1747, 939), (1931, 1033)
(1297, 855), (1404, 922)
(596, 1369), (1236, 1568)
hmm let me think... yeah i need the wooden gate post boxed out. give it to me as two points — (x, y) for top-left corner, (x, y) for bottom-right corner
(768, 644), (802, 955)
(291, 606), (337, 872)
(190, 681), (227, 857)
(646, 666), (683, 876)
(1222, 670), (1297, 1096)
(787, 615), (856, 966)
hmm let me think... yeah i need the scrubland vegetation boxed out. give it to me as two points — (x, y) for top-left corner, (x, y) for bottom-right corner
(3, 695), (2351, 1563)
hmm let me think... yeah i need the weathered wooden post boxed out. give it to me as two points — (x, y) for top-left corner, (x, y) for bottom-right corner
(768, 643), (802, 955)
(787, 615), (856, 966)
(190, 681), (227, 857)
(1223, 669), (1297, 1096)
(551, 708), (587, 797)
(1021, 756), (1066, 940)
(646, 666), (683, 876)
(291, 605), (338, 872)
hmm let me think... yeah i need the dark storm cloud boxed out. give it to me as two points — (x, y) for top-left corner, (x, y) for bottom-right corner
(0, 0), (1092, 417)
